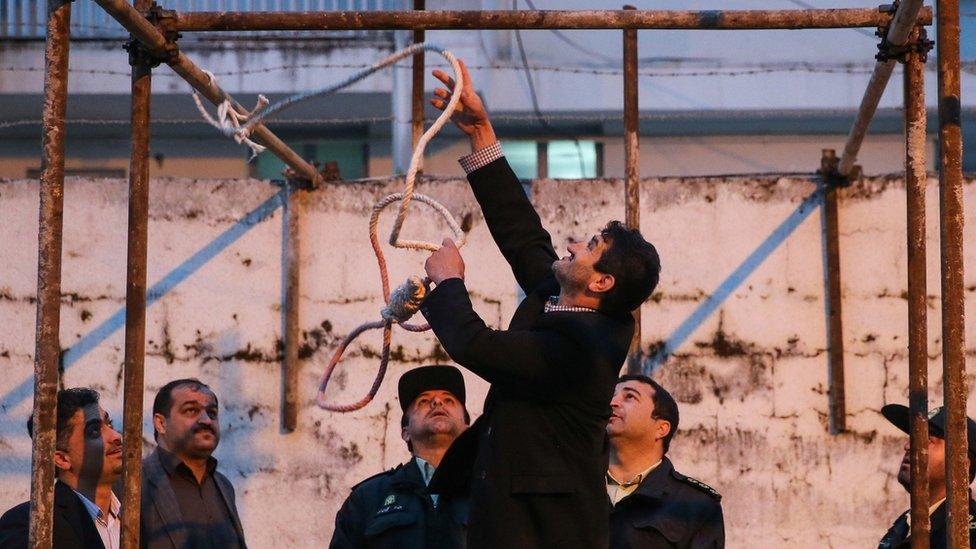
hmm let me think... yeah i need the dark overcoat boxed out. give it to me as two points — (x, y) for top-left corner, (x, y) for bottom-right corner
(609, 458), (724, 548)
(422, 157), (635, 549)
(139, 448), (247, 549)
(0, 481), (106, 549)
(330, 460), (468, 549)
(879, 496), (976, 549)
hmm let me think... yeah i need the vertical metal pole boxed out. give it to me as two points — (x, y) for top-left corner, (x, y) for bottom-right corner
(904, 38), (930, 549)
(623, 5), (641, 373)
(820, 150), (847, 434)
(30, 1), (71, 547)
(281, 181), (303, 433)
(411, 0), (425, 172)
(936, 2), (968, 546)
(119, 2), (152, 545)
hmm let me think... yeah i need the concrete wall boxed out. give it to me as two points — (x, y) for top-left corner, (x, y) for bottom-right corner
(0, 172), (974, 547)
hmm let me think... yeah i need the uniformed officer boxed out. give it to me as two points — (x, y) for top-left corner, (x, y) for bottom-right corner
(329, 365), (470, 549)
(607, 375), (724, 548)
(878, 404), (976, 549)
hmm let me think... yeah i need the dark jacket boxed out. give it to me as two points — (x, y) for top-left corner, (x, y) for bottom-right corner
(423, 157), (635, 549)
(0, 481), (106, 549)
(879, 496), (976, 549)
(140, 447), (247, 549)
(330, 460), (468, 549)
(610, 458), (724, 549)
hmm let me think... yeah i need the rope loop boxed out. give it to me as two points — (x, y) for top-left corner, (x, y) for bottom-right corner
(191, 44), (465, 412)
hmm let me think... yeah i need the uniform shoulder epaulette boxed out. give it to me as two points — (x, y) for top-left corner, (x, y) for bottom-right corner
(673, 471), (722, 501)
(350, 465), (400, 492)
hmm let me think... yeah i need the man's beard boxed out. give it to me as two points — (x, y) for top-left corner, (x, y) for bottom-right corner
(553, 262), (587, 295)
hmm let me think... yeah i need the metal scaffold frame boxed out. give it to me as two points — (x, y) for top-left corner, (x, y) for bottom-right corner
(28, 2), (964, 548)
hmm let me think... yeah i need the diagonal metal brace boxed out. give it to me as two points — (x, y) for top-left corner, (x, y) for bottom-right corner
(123, 2), (180, 68)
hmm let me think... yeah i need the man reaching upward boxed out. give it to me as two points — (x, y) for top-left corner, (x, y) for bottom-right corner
(420, 60), (661, 549)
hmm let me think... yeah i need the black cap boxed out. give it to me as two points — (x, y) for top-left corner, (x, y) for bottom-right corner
(397, 365), (466, 413)
(882, 404), (976, 456)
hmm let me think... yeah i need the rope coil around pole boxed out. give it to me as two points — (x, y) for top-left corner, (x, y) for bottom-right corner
(190, 44), (466, 412)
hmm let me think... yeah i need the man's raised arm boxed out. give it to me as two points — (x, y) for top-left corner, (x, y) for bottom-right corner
(431, 60), (558, 293)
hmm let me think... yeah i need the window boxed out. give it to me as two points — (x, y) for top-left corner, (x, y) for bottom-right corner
(500, 140), (602, 179)
(256, 140), (368, 181)
(962, 0), (975, 62)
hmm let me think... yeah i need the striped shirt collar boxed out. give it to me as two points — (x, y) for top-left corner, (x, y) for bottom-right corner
(543, 296), (598, 314)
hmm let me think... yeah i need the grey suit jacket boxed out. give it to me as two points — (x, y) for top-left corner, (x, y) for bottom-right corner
(140, 448), (247, 549)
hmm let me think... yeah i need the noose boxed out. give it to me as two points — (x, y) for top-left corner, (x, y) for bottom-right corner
(192, 44), (466, 412)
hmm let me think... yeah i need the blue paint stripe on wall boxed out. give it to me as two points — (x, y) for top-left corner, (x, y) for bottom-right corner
(643, 187), (824, 374)
(0, 190), (285, 410)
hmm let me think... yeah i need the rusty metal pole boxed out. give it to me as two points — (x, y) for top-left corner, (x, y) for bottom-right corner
(903, 34), (930, 549)
(820, 149), (846, 434)
(281, 180), (303, 433)
(623, 5), (641, 373)
(411, 0), (425, 171)
(30, 1), (72, 547)
(174, 8), (932, 32)
(936, 1), (968, 547)
(118, 0), (153, 545)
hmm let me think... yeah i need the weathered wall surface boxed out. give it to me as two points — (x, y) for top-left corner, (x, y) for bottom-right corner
(0, 173), (973, 547)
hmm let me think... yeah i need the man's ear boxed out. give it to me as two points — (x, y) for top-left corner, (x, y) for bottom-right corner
(655, 419), (672, 442)
(153, 413), (167, 439)
(400, 426), (410, 445)
(53, 450), (71, 473)
(588, 273), (615, 295)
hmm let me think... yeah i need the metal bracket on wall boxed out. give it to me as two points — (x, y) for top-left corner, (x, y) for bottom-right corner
(818, 148), (860, 189)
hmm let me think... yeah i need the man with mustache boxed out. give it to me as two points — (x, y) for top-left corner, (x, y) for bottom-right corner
(878, 404), (976, 549)
(0, 388), (123, 549)
(607, 375), (724, 548)
(140, 378), (246, 549)
(331, 365), (470, 549)
(421, 60), (661, 548)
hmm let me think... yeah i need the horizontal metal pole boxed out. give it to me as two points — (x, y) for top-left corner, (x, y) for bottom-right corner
(92, 0), (322, 185)
(837, 0), (926, 176)
(174, 8), (932, 32)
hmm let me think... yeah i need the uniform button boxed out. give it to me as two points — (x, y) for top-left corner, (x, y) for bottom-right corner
(479, 471), (487, 480)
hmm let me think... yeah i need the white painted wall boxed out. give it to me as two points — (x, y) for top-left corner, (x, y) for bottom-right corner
(0, 173), (973, 547)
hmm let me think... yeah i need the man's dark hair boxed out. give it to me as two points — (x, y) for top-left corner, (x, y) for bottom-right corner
(152, 378), (216, 441)
(594, 221), (661, 315)
(26, 388), (100, 452)
(400, 398), (470, 453)
(617, 374), (679, 453)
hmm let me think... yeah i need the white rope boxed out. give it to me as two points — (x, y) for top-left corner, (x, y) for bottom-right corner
(192, 42), (466, 254)
(190, 70), (269, 160)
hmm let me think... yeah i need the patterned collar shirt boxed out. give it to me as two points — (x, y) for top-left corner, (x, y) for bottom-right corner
(74, 489), (121, 549)
(606, 460), (663, 506)
(543, 296), (598, 314)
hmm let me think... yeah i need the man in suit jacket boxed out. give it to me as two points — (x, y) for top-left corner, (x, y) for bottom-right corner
(141, 378), (246, 549)
(0, 388), (124, 549)
(422, 60), (662, 549)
